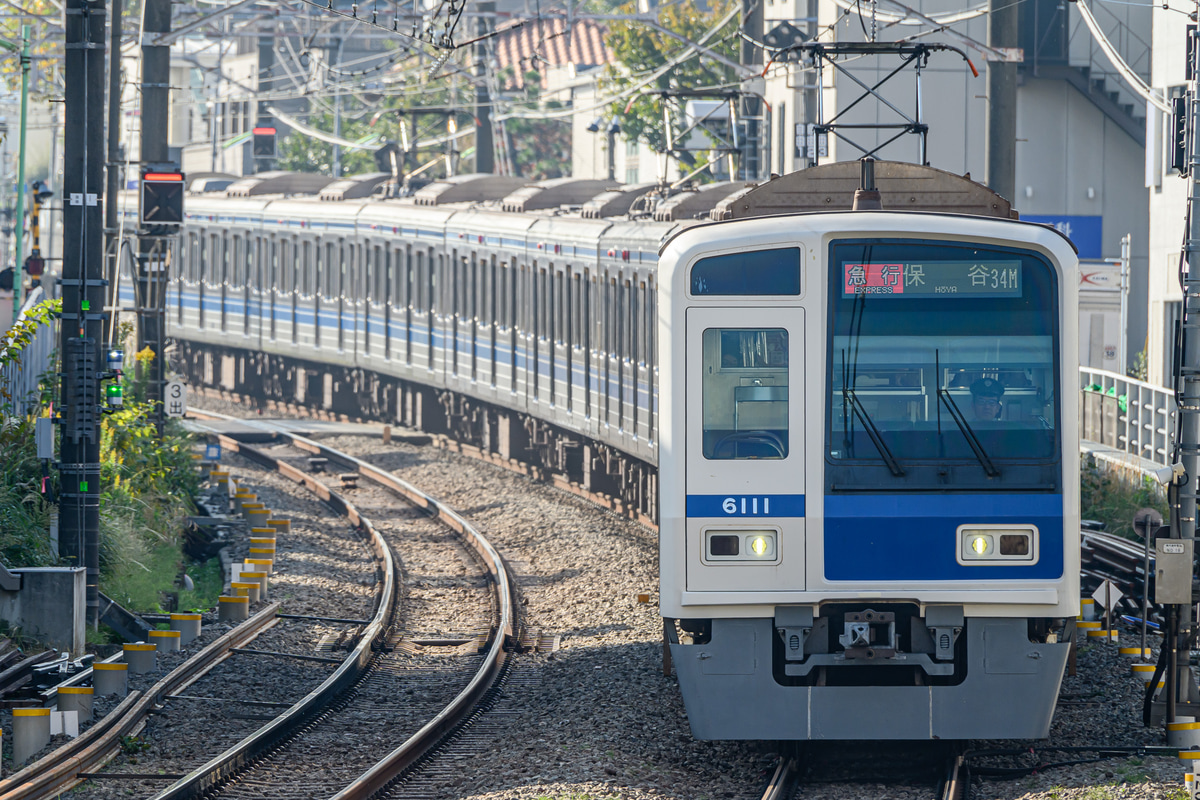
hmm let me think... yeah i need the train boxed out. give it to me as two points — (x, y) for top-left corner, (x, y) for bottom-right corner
(147, 160), (1079, 741)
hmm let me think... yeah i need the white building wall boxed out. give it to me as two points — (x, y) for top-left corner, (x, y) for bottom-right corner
(756, 0), (1150, 372)
(1147, 8), (1189, 386)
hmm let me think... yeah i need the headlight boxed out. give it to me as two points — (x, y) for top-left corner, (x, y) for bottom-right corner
(958, 526), (1037, 565)
(704, 529), (779, 563)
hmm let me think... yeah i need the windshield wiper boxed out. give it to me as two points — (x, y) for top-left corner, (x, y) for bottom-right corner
(936, 387), (1000, 477)
(842, 386), (905, 476)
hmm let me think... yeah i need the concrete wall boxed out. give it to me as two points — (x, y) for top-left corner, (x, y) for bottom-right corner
(0, 568), (86, 656)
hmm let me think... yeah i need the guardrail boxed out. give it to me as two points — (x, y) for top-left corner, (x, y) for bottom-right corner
(1079, 366), (1175, 467)
(1, 286), (55, 417)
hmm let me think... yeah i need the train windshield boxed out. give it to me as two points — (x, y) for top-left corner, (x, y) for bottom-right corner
(826, 238), (1060, 490)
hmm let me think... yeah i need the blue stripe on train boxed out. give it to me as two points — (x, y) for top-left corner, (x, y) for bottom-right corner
(823, 493), (1064, 581)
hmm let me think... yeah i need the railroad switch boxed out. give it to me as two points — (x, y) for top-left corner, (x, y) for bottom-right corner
(307, 457), (328, 473)
(339, 473), (359, 490)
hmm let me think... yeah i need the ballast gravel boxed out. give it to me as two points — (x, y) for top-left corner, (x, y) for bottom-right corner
(182, 398), (1193, 800)
(65, 447), (377, 800)
(326, 432), (1194, 800)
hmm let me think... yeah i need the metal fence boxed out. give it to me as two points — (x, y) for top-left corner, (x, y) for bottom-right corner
(1079, 366), (1175, 467)
(1, 287), (56, 417)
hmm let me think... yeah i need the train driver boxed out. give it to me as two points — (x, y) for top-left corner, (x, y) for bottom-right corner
(970, 378), (1005, 421)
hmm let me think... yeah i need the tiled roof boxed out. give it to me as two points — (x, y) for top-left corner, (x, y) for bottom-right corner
(492, 17), (614, 89)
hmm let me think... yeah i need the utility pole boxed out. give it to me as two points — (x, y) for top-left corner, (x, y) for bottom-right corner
(137, 0), (172, 434)
(255, 34), (275, 174)
(738, 0), (763, 181)
(61, 0), (107, 626)
(104, 0), (123, 345)
(985, 0), (1017, 202)
(1163, 23), (1200, 742)
(473, 0), (494, 174)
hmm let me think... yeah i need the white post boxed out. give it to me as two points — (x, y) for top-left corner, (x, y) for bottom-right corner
(1120, 233), (1131, 375)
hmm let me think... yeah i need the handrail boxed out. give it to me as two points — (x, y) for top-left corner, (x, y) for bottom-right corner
(1078, 366), (1175, 468)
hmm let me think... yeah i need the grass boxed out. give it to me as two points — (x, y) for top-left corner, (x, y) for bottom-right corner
(179, 555), (223, 612)
(102, 540), (188, 613)
(1080, 455), (1169, 540)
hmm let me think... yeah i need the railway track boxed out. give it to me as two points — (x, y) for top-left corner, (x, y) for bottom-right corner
(1080, 528), (1161, 627)
(758, 746), (969, 800)
(148, 412), (514, 800)
(0, 604), (281, 800)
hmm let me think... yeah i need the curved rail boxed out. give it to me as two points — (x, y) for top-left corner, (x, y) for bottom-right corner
(178, 411), (515, 800)
(149, 426), (398, 800)
(0, 603), (281, 800)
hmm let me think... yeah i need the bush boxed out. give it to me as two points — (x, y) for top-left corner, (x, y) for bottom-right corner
(1080, 456), (1168, 540)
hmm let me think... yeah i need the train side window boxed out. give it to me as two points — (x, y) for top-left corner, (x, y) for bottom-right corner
(702, 328), (789, 460)
(303, 241), (313, 296)
(471, 254), (479, 322)
(231, 236), (241, 285)
(690, 248), (802, 296)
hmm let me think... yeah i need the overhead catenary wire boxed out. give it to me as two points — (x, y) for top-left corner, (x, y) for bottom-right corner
(1075, 0), (1170, 113)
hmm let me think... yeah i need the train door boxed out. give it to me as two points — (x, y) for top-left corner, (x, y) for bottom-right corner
(312, 240), (322, 348)
(267, 237), (277, 341)
(507, 260), (517, 393)
(489, 256), (498, 388)
(472, 255), (482, 383)
(243, 236), (253, 337)
(338, 239), (347, 352)
(684, 307), (805, 591)
(218, 234), (228, 333)
(581, 271), (591, 419)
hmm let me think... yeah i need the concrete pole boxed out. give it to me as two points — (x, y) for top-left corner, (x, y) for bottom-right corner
(985, 0), (1018, 202)
(138, 0), (171, 435)
(104, 0), (123, 349)
(739, 0), (763, 180)
(60, 0), (108, 626)
(1172, 26), (1200, 726)
(474, 0), (494, 174)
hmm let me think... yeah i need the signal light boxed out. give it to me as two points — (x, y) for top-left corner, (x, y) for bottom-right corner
(105, 383), (124, 408)
(22, 254), (43, 276)
(253, 126), (277, 158)
(140, 169), (185, 225)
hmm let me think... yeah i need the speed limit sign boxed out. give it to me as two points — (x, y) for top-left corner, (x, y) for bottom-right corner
(164, 380), (188, 418)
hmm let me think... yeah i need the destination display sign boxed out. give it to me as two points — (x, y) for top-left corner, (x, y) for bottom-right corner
(841, 260), (1022, 298)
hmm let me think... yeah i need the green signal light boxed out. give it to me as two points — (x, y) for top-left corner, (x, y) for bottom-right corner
(80, 481), (88, 491)
(81, 300), (89, 311)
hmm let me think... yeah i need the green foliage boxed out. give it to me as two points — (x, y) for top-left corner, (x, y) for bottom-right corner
(179, 555), (223, 612)
(1080, 456), (1168, 541)
(95, 344), (201, 611)
(0, 298), (60, 570)
(277, 110), (378, 176)
(600, 0), (738, 163)
(0, 416), (55, 568)
(119, 735), (151, 755)
(0, 297), (59, 413)
(504, 108), (571, 180)
(1130, 349), (1148, 381)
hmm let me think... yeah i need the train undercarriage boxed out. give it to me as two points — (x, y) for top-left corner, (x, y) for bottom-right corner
(174, 339), (658, 523)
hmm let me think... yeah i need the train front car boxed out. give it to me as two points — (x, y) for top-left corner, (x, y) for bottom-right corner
(659, 203), (1079, 741)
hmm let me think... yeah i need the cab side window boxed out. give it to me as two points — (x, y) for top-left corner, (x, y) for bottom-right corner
(702, 328), (789, 459)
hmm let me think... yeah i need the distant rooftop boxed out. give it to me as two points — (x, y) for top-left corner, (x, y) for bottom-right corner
(493, 17), (614, 89)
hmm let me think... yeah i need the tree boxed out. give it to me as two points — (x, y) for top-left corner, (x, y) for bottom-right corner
(600, 0), (739, 165)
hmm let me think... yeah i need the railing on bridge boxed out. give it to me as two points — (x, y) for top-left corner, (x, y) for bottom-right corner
(1079, 366), (1175, 467)
(1, 287), (56, 417)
